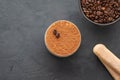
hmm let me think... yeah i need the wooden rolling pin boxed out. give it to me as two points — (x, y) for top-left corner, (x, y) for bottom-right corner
(93, 44), (120, 80)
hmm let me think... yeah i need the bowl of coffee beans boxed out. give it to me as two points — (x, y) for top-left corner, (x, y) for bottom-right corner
(79, 0), (120, 26)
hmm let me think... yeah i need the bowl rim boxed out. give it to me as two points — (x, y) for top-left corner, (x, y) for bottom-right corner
(78, 0), (120, 26)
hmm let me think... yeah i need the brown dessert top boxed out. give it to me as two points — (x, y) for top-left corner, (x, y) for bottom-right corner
(45, 20), (81, 57)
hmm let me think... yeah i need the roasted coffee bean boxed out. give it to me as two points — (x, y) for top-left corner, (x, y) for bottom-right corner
(53, 29), (60, 39)
(56, 33), (60, 39)
(115, 15), (119, 18)
(101, 7), (106, 10)
(118, 7), (120, 11)
(106, 8), (111, 12)
(94, 20), (99, 23)
(97, 1), (100, 4)
(97, 6), (102, 10)
(53, 29), (57, 35)
(81, 0), (120, 24)
(96, 11), (103, 16)
(82, 0), (86, 5)
(95, 16), (98, 19)
(108, 17), (113, 21)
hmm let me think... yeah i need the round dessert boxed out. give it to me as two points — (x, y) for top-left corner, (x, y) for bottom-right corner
(45, 20), (81, 57)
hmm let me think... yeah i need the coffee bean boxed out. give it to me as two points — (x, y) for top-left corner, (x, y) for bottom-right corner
(95, 16), (98, 19)
(82, 0), (86, 5)
(53, 29), (57, 35)
(104, 11), (108, 14)
(94, 20), (99, 23)
(106, 7), (111, 12)
(53, 29), (60, 39)
(115, 15), (119, 18)
(81, 0), (120, 24)
(108, 17), (113, 21)
(97, 1), (100, 4)
(96, 11), (103, 16)
(88, 0), (94, 2)
(97, 6), (102, 10)
(101, 7), (106, 10)
(118, 7), (120, 11)
(56, 33), (60, 39)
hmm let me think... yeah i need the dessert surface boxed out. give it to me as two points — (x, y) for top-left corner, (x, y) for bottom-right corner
(45, 20), (81, 57)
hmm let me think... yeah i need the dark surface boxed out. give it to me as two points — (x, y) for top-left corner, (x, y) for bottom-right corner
(0, 0), (120, 80)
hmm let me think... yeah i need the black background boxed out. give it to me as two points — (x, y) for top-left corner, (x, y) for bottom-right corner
(0, 0), (120, 80)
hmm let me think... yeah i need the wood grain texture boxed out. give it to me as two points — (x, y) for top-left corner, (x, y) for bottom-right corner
(93, 44), (120, 80)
